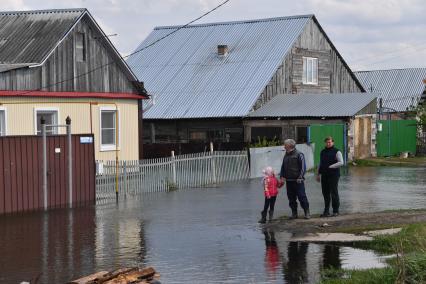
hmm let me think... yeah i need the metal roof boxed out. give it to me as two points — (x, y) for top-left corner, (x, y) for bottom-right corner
(127, 15), (313, 119)
(0, 9), (85, 65)
(355, 68), (426, 112)
(248, 93), (377, 118)
(0, 63), (32, 73)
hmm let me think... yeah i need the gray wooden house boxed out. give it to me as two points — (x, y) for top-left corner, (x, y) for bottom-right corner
(127, 14), (364, 146)
(0, 8), (147, 160)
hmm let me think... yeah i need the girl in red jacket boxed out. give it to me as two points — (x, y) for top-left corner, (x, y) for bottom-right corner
(259, 166), (281, 223)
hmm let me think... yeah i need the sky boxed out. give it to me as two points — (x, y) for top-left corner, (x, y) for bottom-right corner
(2, 0), (426, 71)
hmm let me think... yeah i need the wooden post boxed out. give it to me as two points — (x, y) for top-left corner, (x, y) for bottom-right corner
(41, 117), (48, 210)
(171, 151), (176, 185)
(66, 116), (73, 207)
(210, 142), (217, 184)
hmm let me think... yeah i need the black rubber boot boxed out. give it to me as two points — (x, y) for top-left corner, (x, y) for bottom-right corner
(304, 208), (310, 219)
(268, 210), (274, 222)
(258, 211), (267, 224)
(289, 209), (298, 220)
(320, 210), (331, 218)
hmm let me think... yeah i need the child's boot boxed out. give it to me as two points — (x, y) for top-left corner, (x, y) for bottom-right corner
(268, 210), (274, 222)
(258, 211), (267, 223)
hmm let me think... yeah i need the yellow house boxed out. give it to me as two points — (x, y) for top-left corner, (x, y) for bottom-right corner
(0, 9), (148, 161)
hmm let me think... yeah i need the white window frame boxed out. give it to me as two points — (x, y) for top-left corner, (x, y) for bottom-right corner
(33, 107), (60, 135)
(0, 107), (7, 136)
(302, 57), (318, 85)
(99, 106), (120, 152)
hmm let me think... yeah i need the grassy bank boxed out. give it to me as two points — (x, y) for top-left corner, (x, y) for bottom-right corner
(353, 157), (426, 167)
(320, 223), (426, 283)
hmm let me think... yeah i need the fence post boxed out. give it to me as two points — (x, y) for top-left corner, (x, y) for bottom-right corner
(171, 151), (177, 185)
(41, 116), (48, 210)
(123, 160), (127, 196)
(210, 142), (217, 184)
(66, 116), (73, 207)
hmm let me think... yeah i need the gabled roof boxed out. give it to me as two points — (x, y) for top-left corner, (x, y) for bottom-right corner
(0, 8), (139, 84)
(248, 93), (377, 118)
(355, 68), (426, 112)
(128, 15), (315, 119)
(0, 9), (85, 64)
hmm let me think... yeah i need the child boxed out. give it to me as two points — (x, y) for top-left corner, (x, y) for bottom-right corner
(259, 166), (282, 223)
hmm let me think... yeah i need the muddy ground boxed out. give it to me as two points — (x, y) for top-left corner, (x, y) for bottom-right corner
(268, 209), (426, 234)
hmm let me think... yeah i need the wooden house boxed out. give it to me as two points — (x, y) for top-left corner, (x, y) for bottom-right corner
(0, 8), (148, 161)
(127, 14), (365, 153)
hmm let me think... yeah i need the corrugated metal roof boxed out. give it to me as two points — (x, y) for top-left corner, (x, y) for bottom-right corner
(0, 63), (32, 73)
(0, 8), (85, 64)
(355, 68), (426, 112)
(127, 15), (313, 119)
(248, 93), (377, 118)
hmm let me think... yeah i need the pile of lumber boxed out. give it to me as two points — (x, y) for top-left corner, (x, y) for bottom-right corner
(68, 267), (160, 284)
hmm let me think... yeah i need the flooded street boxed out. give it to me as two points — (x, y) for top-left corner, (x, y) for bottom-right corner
(1, 166), (425, 283)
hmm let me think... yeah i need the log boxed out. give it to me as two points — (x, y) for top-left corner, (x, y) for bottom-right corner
(68, 267), (157, 284)
(68, 271), (109, 284)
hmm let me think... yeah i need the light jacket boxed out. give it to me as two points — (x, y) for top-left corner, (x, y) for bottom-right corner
(263, 175), (279, 198)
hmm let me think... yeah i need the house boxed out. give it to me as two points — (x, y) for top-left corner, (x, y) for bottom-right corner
(127, 14), (365, 152)
(245, 93), (377, 162)
(355, 68), (426, 117)
(0, 8), (148, 161)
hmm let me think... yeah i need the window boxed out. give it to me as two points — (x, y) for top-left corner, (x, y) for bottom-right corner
(0, 108), (6, 136)
(100, 107), (119, 151)
(35, 109), (58, 135)
(76, 32), (86, 62)
(302, 57), (318, 84)
(296, 126), (308, 144)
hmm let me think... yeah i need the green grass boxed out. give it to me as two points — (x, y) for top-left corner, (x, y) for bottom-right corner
(353, 157), (426, 167)
(321, 223), (426, 283)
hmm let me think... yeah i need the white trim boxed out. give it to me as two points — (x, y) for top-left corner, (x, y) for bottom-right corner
(0, 107), (7, 136)
(99, 106), (121, 152)
(33, 107), (60, 135)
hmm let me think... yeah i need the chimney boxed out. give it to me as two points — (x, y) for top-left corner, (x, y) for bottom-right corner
(217, 45), (228, 57)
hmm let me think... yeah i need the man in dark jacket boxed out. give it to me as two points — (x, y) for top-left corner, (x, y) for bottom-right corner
(280, 139), (310, 219)
(316, 136), (344, 217)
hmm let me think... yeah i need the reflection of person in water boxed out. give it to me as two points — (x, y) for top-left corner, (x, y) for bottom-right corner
(283, 242), (309, 283)
(263, 228), (280, 279)
(322, 245), (341, 269)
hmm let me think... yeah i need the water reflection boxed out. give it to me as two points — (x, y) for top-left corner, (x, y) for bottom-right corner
(263, 228), (281, 280)
(283, 242), (309, 283)
(322, 245), (341, 269)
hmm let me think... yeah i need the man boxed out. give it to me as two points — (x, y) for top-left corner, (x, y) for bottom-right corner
(280, 139), (310, 219)
(316, 136), (344, 217)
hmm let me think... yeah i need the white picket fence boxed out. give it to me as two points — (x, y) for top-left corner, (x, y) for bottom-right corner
(96, 151), (250, 202)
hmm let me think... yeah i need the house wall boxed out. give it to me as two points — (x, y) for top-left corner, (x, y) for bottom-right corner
(0, 97), (139, 161)
(0, 15), (136, 93)
(253, 18), (363, 110)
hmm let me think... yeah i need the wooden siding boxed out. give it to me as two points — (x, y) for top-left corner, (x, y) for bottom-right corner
(0, 14), (136, 93)
(0, 97), (139, 161)
(253, 18), (362, 110)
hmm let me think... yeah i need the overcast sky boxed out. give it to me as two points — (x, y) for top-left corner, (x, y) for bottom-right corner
(3, 0), (426, 71)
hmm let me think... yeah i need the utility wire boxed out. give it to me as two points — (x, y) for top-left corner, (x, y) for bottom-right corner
(12, 0), (231, 96)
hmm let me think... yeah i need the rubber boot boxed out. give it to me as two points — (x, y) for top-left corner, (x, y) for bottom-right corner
(289, 209), (298, 220)
(304, 208), (310, 219)
(320, 210), (331, 218)
(258, 211), (267, 224)
(268, 210), (274, 222)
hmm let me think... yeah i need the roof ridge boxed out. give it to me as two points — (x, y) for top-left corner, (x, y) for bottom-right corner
(0, 8), (86, 16)
(355, 67), (426, 73)
(154, 14), (314, 30)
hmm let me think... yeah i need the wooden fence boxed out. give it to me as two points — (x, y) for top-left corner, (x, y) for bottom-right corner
(96, 151), (250, 202)
(0, 134), (95, 215)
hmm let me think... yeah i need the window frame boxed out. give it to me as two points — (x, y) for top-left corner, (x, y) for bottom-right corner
(33, 107), (59, 135)
(302, 57), (318, 85)
(0, 107), (7, 136)
(99, 106), (120, 152)
(75, 32), (86, 62)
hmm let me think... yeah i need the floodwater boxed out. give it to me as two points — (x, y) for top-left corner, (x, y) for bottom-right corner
(1, 166), (425, 283)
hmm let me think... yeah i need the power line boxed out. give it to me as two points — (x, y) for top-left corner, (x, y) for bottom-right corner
(12, 0), (231, 96)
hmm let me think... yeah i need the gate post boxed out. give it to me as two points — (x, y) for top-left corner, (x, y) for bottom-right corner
(66, 116), (73, 207)
(41, 116), (48, 210)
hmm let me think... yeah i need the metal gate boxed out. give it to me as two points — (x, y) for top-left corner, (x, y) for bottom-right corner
(308, 124), (346, 167)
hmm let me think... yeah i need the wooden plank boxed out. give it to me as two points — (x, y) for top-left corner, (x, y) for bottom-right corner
(20, 137), (29, 211)
(10, 137), (18, 213)
(60, 135), (67, 206)
(27, 137), (34, 211)
(0, 139), (4, 214)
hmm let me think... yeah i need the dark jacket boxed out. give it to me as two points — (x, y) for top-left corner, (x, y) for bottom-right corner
(318, 146), (340, 177)
(280, 149), (306, 180)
